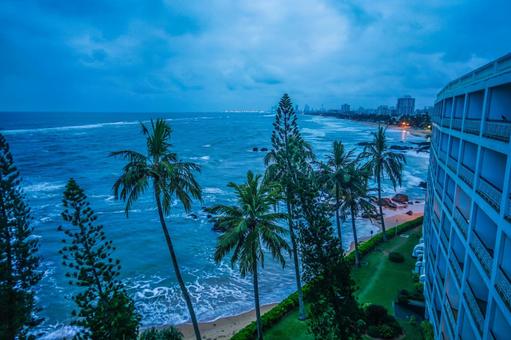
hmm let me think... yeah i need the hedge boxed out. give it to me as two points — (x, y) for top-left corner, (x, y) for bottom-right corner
(231, 216), (423, 340)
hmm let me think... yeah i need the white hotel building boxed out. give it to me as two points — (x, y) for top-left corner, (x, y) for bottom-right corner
(424, 53), (511, 339)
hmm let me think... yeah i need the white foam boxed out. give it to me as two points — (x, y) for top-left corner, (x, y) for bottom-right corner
(2, 121), (140, 135)
(203, 187), (225, 194)
(24, 182), (65, 193)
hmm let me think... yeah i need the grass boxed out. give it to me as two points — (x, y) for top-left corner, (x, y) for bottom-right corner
(264, 227), (422, 340)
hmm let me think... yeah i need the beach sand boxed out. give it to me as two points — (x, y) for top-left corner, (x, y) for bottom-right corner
(175, 203), (424, 339)
(176, 303), (277, 340)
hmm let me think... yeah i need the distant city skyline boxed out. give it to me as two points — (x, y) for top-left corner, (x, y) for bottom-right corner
(0, 0), (510, 112)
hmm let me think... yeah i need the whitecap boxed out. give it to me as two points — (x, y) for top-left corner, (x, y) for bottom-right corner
(203, 187), (225, 194)
(24, 182), (65, 193)
(2, 121), (140, 135)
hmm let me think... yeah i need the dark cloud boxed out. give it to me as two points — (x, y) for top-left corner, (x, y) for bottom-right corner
(0, 0), (509, 112)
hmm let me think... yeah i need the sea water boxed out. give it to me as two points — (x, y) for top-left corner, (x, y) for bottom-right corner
(0, 111), (429, 337)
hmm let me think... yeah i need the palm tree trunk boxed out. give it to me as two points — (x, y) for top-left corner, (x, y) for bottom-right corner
(335, 184), (342, 251)
(377, 170), (387, 240)
(154, 185), (201, 340)
(0, 194), (15, 339)
(253, 260), (263, 340)
(286, 198), (306, 321)
(351, 204), (360, 267)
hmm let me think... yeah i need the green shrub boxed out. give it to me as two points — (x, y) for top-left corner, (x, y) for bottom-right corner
(367, 324), (397, 339)
(396, 289), (411, 305)
(231, 216), (423, 339)
(420, 320), (434, 340)
(139, 326), (183, 340)
(389, 252), (405, 263)
(365, 304), (389, 325)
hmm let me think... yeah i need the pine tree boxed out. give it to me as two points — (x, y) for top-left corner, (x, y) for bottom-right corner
(264, 93), (314, 321)
(298, 172), (364, 340)
(0, 133), (42, 339)
(58, 178), (140, 339)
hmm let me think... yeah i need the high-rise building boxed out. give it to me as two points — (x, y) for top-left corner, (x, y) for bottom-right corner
(424, 53), (511, 339)
(341, 103), (350, 113)
(396, 95), (416, 116)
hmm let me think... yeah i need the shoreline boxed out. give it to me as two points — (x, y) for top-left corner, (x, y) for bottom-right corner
(176, 303), (278, 339)
(175, 204), (424, 339)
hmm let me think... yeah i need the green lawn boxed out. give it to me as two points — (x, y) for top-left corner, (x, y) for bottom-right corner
(264, 227), (422, 340)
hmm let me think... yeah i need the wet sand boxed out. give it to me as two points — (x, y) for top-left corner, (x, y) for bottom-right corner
(176, 303), (277, 340)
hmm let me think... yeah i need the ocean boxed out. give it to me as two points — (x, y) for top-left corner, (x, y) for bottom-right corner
(0, 111), (430, 338)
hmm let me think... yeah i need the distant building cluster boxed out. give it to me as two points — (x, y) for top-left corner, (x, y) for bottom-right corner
(298, 94), (431, 118)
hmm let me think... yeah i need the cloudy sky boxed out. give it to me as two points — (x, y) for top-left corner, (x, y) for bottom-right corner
(0, 0), (509, 112)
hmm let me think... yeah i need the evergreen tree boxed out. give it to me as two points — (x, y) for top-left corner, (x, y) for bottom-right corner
(264, 93), (313, 321)
(0, 133), (42, 339)
(298, 172), (364, 340)
(58, 178), (140, 339)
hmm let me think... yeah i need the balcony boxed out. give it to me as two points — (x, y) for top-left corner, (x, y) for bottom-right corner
(447, 157), (458, 173)
(442, 118), (451, 128)
(433, 212), (440, 229)
(444, 194), (454, 213)
(440, 230), (449, 252)
(495, 266), (511, 310)
(464, 285), (485, 333)
(476, 177), (502, 212)
(449, 254), (463, 285)
(470, 233), (493, 275)
(506, 196), (511, 223)
(452, 118), (463, 131)
(438, 149), (447, 163)
(459, 165), (475, 187)
(453, 208), (468, 237)
(483, 120), (511, 143)
(464, 119), (481, 135)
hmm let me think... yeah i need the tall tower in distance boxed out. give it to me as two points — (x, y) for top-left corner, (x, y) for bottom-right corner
(396, 95), (416, 116)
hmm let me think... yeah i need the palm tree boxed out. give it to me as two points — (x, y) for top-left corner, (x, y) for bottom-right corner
(338, 163), (376, 267)
(361, 126), (406, 240)
(320, 141), (355, 250)
(211, 171), (290, 340)
(110, 119), (202, 340)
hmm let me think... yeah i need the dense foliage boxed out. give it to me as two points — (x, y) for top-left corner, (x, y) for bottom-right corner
(297, 173), (364, 339)
(0, 133), (42, 339)
(364, 304), (403, 339)
(211, 171), (290, 339)
(264, 93), (314, 320)
(388, 251), (405, 263)
(58, 178), (140, 339)
(139, 326), (184, 340)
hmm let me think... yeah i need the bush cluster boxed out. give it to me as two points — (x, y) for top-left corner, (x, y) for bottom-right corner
(388, 252), (405, 263)
(231, 216), (423, 340)
(139, 326), (183, 340)
(364, 304), (402, 339)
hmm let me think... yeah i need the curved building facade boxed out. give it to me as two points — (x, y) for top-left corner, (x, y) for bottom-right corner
(424, 54), (511, 339)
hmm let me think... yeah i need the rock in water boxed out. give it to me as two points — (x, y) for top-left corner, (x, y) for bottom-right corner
(261, 147), (268, 152)
(406, 210), (413, 216)
(392, 194), (409, 204)
(418, 181), (427, 189)
(252, 147), (259, 152)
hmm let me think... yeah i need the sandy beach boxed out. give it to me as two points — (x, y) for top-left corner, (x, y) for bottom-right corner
(175, 203), (424, 339)
(176, 303), (277, 340)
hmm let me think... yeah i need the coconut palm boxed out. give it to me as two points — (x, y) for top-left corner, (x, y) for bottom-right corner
(320, 140), (355, 250)
(110, 119), (202, 340)
(211, 171), (290, 340)
(361, 126), (406, 240)
(338, 163), (376, 267)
